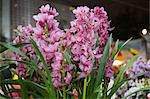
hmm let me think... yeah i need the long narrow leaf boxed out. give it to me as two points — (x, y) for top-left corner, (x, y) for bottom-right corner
(0, 84), (9, 98)
(0, 57), (50, 90)
(0, 43), (29, 53)
(0, 73), (9, 98)
(0, 58), (49, 88)
(0, 65), (9, 72)
(87, 32), (99, 97)
(17, 79), (29, 99)
(111, 38), (132, 60)
(108, 56), (138, 98)
(123, 86), (150, 99)
(24, 80), (47, 90)
(1, 79), (48, 98)
(114, 55), (138, 85)
(30, 39), (47, 67)
(111, 39), (119, 60)
(94, 34), (112, 91)
(64, 49), (72, 64)
(23, 80), (49, 97)
(27, 91), (44, 98)
(107, 78), (129, 98)
(118, 38), (132, 52)
(0, 42), (28, 59)
(94, 32), (99, 49)
(0, 79), (47, 91)
(0, 93), (8, 99)
(30, 38), (56, 98)
(0, 58), (31, 68)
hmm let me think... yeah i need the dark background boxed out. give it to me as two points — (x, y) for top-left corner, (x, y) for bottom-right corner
(50, 0), (149, 40)
(0, 0), (149, 41)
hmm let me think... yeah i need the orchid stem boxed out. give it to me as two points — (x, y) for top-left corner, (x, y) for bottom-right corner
(82, 77), (87, 99)
(62, 59), (66, 99)
(103, 78), (108, 99)
(63, 87), (66, 99)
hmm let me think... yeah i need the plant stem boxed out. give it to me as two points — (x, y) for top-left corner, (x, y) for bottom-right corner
(82, 77), (87, 99)
(57, 90), (59, 99)
(63, 87), (66, 99)
(103, 78), (108, 99)
(62, 60), (66, 99)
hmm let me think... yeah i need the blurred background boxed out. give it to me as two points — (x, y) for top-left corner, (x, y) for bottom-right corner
(0, 0), (149, 58)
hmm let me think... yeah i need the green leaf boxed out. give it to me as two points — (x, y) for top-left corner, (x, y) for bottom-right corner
(0, 58), (48, 84)
(24, 80), (47, 90)
(0, 58), (31, 68)
(94, 34), (112, 91)
(94, 32), (99, 49)
(23, 80), (48, 97)
(123, 86), (150, 99)
(0, 65), (9, 72)
(0, 42), (29, 59)
(0, 93), (8, 99)
(29, 57), (38, 79)
(118, 38), (132, 52)
(64, 49), (72, 64)
(111, 39), (119, 60)
(0, 57), (51, 96)
(111, 38), (132, 60)
(18, 79), (29, 99)
(114, 55), (138, 85)
(108, 55), (138, 98)
(107, 78), (129, 98)
(27, 91), (44, 98)
(28, 68), (35, 80)
(0, 58), (52, 98)
(0, 83), (9, 98)
(0, 79), (47, 92)
(0, 79), (48, 98)
(30, 38), (56, 98)
(0, 43), (29, 53)
(0, 72), (9, 98)
(30, 38), (47, 68)
(0, 79), (28, 99)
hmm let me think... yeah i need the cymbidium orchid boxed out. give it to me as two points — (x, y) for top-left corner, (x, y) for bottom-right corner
(1, 4), (147, 99)
(12, 4), (112, 88)
(65, 6), (111, 79)
(12, 25), (36, 78)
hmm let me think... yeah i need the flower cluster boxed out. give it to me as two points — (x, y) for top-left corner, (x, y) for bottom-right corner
(13, 25), (36, 78)
(30, 4), (72, 88)
(12, 4), (111, 88)
(32, 4), (64, 63)
(132, 57), (150, 78)
(65, 6), (110, 78)
(12, 4), (73, 88)
(33, 6), (62, 60)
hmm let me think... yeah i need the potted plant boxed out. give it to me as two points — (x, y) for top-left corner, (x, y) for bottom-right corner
(0, 4), (149, 99)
